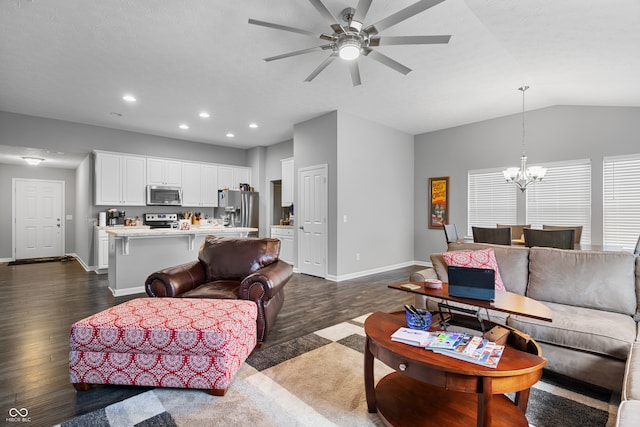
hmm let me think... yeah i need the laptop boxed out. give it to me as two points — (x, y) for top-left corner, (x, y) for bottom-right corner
(447, 265), (496, 301)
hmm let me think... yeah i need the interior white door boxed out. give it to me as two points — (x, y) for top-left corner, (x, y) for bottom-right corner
(298, 165), (327, 278)
(14, 179), (64, 259)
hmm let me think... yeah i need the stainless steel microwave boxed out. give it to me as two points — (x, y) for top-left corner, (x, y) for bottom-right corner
(146, 185), (182, 206)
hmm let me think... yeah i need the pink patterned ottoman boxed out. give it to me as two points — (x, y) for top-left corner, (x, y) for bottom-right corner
(69, 298), (257, 396)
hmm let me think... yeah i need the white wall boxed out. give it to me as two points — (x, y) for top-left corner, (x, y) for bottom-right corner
(414, 105), (640, 261)
(337, 111), (414, 278)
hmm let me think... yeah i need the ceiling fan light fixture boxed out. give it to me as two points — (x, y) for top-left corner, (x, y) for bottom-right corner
(337, 34), (362, 60)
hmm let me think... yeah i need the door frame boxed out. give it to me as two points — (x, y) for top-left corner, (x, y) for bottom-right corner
(12, 178), (66, 261)
(297, 164), (328, 278)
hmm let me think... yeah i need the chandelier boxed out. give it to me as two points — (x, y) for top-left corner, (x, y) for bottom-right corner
(503, 86), (546, 192)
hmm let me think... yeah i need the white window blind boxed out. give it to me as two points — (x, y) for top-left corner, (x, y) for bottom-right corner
(526, 159), (591, 244)
(468, 169), (517, 237)
(603, 153), (640, 250)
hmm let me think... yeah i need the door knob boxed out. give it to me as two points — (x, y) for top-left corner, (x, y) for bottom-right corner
(299, 226), (304, 230)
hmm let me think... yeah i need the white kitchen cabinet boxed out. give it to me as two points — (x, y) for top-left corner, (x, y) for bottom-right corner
(281, 157), (294, 207)
(147, 157), (182, 186)
(271, 226), (295, 266)
(218, 166), (251, 190)
(95, 152), (146, 206)
(182, 162), (218, 207)
(95, 229), (109, 271)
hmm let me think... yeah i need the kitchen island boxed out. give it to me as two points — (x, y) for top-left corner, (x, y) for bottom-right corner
(106, 226), (257, 296)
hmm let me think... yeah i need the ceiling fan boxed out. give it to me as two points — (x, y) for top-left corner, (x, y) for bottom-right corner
(248, 0), (451, 86)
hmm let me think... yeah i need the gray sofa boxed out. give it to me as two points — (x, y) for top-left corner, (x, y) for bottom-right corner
(410, 242), (640, 426)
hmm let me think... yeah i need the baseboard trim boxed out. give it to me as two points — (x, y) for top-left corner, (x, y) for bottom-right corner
(109, 286), (146, 297)
(327, 261), (422, 282)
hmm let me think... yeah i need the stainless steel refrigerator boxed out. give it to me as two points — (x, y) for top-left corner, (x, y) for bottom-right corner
(218, 190), (259, 233)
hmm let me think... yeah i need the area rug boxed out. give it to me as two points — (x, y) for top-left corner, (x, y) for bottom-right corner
(7, 255), (75, 265)
(57, 314), (620, 427)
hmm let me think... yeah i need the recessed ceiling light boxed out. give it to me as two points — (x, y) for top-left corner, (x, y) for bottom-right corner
(249, 123), (258, 128)
(226, 132), (235, 138)
(179, 124), (189, 130)
(199, 112), (210, 118)
(122, 94), (136, 102)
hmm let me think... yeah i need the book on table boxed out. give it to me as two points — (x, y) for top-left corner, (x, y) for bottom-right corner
(390, 327), (432, 347)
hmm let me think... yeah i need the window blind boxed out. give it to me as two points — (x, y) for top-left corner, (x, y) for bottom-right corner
(468, 169), (517, 237)
(526, 159), (591, 244)
(603, 153), (640, 250)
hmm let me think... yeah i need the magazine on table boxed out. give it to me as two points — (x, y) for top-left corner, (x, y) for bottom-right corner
(431, 336), (505, 368)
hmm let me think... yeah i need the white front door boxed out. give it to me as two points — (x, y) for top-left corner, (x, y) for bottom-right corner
(14, 179), (64, 259)
(298, 165), (327, 278)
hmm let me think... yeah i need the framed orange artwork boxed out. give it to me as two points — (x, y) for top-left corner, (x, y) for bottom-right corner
(429, 176), (449, 229)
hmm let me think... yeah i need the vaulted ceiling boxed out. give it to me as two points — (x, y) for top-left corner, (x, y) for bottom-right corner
(1, 0), (639, 150)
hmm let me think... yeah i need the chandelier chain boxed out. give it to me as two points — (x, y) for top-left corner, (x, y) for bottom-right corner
(519, 85), (529, 156)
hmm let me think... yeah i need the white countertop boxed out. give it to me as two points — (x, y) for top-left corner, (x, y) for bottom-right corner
(105, 226), (257, 237)
(270, 225), (295, 229)
(95, 225), (150, 230)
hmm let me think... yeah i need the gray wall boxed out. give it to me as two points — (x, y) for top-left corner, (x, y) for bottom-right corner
(414, 105), (640, 261)
(337, 111), (414, 277)
(293, 111), (339, 276)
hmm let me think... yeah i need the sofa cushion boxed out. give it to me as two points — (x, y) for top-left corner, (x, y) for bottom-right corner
(527, 247), (637, 315)
(442, 248), (505, 291)
(617, 401), (640, 427)
(623, 342), (640, 401)
(508, 302), (635, 360)
(198, 236), (280, 281)
(434, 242), (530, 295)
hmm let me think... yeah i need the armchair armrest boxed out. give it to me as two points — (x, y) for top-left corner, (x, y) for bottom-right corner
(145, 261), (206, 297)
(241, 260), (293, 302)
(410, 267), (438, 282)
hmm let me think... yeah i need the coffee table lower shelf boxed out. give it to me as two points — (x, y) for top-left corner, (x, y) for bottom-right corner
(376, 373), (528, 427)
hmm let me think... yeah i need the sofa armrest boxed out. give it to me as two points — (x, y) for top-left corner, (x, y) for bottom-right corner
(241, 260), (293, 302)
(145, 261), (206, 297)
(410, 267), (438, 282)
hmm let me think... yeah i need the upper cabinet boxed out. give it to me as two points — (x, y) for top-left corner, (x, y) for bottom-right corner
(147, 157), (182, 186)
(182, 162), (218, 207)
(95, 152), (146, 206)
(281, 157), (294, 207)
(218, 165), (251, 190)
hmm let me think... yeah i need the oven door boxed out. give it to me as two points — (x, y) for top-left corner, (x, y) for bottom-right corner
(146, 186), (182, 206)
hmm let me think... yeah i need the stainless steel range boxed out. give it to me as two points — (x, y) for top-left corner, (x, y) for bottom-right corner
(143, 213), (178, 229)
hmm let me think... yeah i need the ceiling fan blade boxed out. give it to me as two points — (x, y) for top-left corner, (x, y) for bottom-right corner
(365, 0), (446, 36)
(304, 53), (338, 82)
(369, 35), (451, 46)
(363, 49), (412, 75)
(265, 45), (332, 62)
(248, 18), (319, 38)
(308, 0), (345, 33)
(349, 61), (362, 86)
(352, 0), (373, 23)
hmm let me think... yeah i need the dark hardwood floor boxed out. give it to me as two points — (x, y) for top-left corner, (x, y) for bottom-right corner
(0, 258), (422, 427)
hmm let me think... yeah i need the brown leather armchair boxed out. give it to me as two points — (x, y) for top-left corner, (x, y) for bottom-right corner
(145, 236), (293, 344)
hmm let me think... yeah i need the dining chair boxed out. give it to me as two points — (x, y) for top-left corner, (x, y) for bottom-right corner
(443, 224), (460, 243)
(524, 228), (575, 249)
(471, 226), (512, 245)
(542, 225), (583, 244)
(497, 224), (531, 242)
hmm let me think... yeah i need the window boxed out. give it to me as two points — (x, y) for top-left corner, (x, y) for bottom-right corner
(526, 159), (591, 244)
(603, 154), (640, 250)
(468, 168), (517, 237)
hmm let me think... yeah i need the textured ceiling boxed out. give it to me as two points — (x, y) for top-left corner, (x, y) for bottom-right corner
(1, 0), (639, 156)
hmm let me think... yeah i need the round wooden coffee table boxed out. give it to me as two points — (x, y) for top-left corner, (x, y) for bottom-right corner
(364, 311), (547, 427)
